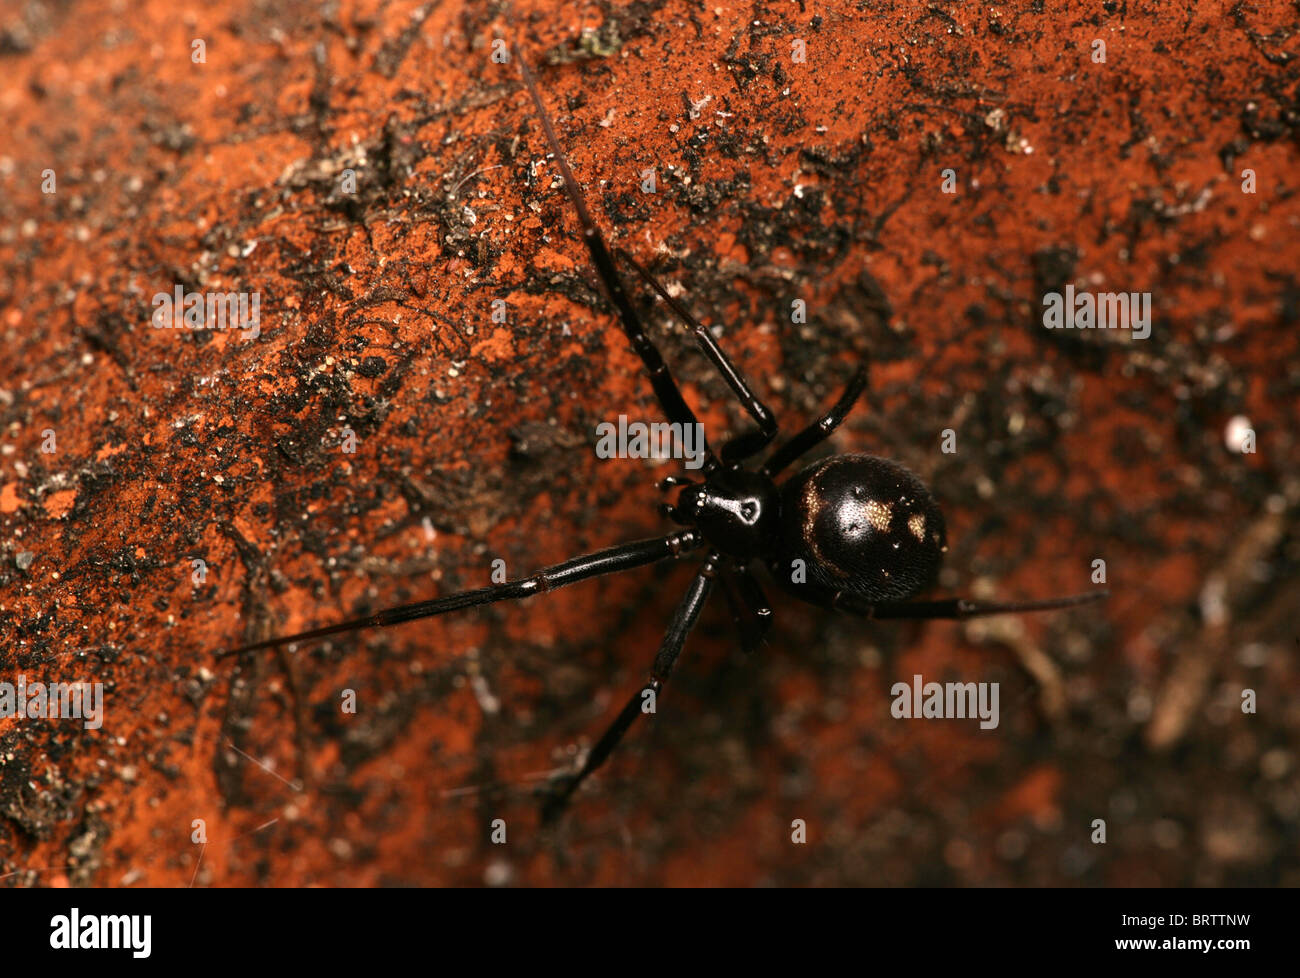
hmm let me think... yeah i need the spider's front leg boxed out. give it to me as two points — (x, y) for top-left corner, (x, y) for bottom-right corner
(220, 532), (704, 656)
(515, 50), (712, 465)
(614, 247), (779, 466)
(518, 50), (783, 472)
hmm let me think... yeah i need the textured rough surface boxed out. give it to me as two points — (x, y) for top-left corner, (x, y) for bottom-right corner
(0, 0), (1297, 886)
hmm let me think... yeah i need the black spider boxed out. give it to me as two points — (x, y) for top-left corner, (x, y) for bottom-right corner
(223, 50), (1107, 821)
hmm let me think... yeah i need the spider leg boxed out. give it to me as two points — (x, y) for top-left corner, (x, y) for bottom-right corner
(760, 367), (869, 478)
(515, 48), (718, 472)
(542, 554), (719, 822)
(809, 587), (1109, 620)
(720, 565), (773, 654)
(220, 530), (703, 656)
(614, 247), (779, 466)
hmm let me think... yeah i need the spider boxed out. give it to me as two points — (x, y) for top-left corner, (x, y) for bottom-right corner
(222, 49), (1107, 822)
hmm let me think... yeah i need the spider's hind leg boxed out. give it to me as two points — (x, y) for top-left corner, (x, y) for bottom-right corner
(806, 587), (1110, 621)
(541, 555), (720, 822)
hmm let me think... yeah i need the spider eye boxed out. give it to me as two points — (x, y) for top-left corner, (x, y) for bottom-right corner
(677, 486), (702, 515)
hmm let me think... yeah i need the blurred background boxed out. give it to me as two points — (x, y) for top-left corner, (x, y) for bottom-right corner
(0, 0), (1296, 886)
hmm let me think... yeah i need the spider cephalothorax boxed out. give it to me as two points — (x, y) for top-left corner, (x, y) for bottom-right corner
(666, 468), (779, 559)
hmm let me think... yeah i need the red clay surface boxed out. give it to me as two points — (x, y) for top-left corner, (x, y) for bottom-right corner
(0, 0), (1297, 886)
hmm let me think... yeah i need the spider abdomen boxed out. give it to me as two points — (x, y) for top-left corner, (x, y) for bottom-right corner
(776, 453), (947, 601)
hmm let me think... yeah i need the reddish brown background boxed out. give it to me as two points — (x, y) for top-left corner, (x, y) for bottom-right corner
(0, 0), (1297, 886)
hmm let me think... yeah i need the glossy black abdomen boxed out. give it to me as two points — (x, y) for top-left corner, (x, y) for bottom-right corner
(776, 453), (947, 601)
